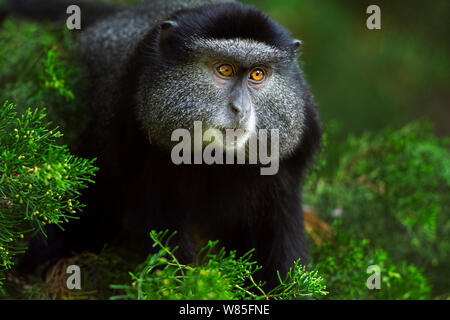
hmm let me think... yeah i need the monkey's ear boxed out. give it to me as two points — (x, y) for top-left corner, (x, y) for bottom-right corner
(292, 39), (303, 52)
(160, 20), (178, 43)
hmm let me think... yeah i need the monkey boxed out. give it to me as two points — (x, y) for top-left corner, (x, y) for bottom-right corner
(8, 0), (321, 290)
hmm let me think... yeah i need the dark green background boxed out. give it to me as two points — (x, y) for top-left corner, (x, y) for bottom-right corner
(244, 0), (449, 138)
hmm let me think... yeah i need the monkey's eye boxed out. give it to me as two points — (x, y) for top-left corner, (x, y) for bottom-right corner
(216, 64), (234, 78)
(249, 68), (265, 83)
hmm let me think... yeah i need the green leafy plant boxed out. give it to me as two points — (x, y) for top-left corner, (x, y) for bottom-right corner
(304, 122), (449, 297)
(309, 221), (431, 299)
(111, 230), (328, 300)
(0, 101), (97, 287)
(0, 19), (87, 145)
(38, 46), (77, 102)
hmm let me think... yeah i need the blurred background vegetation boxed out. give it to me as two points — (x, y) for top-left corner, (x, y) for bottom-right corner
(0, 0), (448, 300)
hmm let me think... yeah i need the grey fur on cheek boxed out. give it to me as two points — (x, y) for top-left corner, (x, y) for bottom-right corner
(136, 63), (224, 146)
(252, 72), (305, 158)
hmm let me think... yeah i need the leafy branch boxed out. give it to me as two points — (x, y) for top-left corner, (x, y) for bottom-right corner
(111, 230), (328, 300)
(0, 101), (97, 285)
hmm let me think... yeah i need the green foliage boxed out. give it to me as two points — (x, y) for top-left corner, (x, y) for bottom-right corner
(309, 222), (431, 300)
(111, 230), (328, 300)
(0, 18), (87, 144)
(0, 17), (91, 291)
(0, 101), (97, 286)
(39, 47), (77, 102)
(305, 122), (450, 297)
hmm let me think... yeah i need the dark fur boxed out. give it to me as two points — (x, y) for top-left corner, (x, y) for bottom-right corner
(163, 2), (296, 56)
(12, 0), (321, 290)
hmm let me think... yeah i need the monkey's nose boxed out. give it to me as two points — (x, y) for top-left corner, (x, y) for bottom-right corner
(230, 102), (241, 114)
(230, 102), (249, 121)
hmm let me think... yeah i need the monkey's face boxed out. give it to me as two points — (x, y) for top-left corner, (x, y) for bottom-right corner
(137, 39), (307, 158)
(136, 3), (316, 159)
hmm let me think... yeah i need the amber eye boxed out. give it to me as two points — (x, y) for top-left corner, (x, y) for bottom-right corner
(249, 68), (265, 82)
(216, 64), (234, 77)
